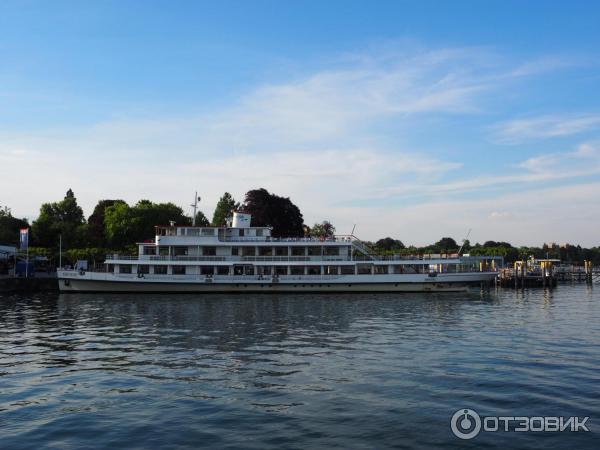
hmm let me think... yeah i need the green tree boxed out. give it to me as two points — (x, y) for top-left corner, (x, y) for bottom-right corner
(212, 192), (238, 226)
(0, 206), (29, 245)
(133, 200), (191, 239)
(374, 237), (405, 252)
(241, 188), (304, 237)
(104, 200), (192, 248)
(310, 221), (336, 238)
(434, 237), (458, 252)
(87, 199), (124, 247)
(103, 201), (136, 248)
(194, 211), (210, 227)
(31, 189), (86, 248)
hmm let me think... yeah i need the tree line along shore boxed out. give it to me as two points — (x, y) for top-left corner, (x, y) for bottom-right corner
(1, 188), (599, 267)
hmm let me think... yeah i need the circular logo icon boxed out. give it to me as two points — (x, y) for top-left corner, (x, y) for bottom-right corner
(451, 408), (481, 440)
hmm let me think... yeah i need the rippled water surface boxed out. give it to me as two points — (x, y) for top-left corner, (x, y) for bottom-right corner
(1, 286), (599, 449)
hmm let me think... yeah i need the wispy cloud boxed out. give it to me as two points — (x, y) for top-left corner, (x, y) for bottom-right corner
(507, 55), (585, 77)
(1, 44), (597, 245)
(492, 114), (600, 144)
(349, 142), (600, 202)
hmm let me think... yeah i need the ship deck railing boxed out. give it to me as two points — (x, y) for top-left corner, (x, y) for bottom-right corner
(105, 254), (499, 263)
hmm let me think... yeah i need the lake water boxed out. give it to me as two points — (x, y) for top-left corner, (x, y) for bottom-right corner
(1, 286), (598, 449)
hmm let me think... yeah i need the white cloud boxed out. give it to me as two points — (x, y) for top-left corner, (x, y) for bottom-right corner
(489, 211), (512, 220)
(330, 182), (600, 247)
(1, 45), (597, 246)
(493, 114), (600, 144)
(353, 142), (600, 201)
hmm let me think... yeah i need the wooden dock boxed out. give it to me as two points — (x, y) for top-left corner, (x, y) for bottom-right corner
(496, 260), (598, 288)
(0, 275), (58, 293)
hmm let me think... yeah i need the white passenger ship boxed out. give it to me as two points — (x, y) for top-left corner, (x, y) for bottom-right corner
(58, 212), (500, 292)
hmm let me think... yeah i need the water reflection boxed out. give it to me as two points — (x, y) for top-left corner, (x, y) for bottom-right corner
(0, 288), (599, 449)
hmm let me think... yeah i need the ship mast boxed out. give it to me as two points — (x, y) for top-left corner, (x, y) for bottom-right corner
(191, 192), (201, 226)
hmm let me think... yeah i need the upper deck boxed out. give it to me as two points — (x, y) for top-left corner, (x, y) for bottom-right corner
(154, 225), (354, 245)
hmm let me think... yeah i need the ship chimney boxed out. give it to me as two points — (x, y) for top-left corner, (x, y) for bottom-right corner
(232, 211), (251, 228)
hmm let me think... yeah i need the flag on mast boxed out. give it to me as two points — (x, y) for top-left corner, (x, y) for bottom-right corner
(19, 228), (29, 251)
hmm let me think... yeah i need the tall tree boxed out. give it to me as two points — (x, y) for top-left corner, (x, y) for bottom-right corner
(434, 237), (458, 252)
(375, 237), (405, 251)
(88, 199), (124, 247)
(133, 200), (191, 240)
(310, 221), (336, 238)
(32, 189), (86, 247)
(104, 200), (192, 247)
(212, 192), (238, 226)
(0, 206), (29, 246)
(195, 211), (210, 227)
(241, 188), (304, 237)
(103, 201), (137, 248)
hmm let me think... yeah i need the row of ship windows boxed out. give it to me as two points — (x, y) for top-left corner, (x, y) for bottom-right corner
(157, 228), (265, 237)
(143, 246), (344, 256)
(108, 265), (452, 275)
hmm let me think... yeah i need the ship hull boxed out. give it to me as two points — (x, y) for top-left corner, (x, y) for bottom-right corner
(58, 271), (496, 293)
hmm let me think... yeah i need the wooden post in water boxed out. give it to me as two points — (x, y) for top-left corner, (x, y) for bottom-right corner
(583, 259), (588, 283)
(542, 261), (546, 288)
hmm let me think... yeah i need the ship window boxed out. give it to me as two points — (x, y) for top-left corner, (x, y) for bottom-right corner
(143, 246), (155, 255)
(200, 266), (214, 275)
(291, 247), (305, 256)
(216, 266), (229, 275)
(231, 247), (239, 255)
(187, 228), (200, 236)
(239, 229), (245, 237)
(242, 247), (255, 256)
(172, 266), (186, 275)
(324, 247), (340, 256)
(107, 264), (114, 273)
(173, 246), (188, 256)
(257, 266), (271, 275)
(119, 265), (132, 274)
(256, 229), (263, 237)
(203, 247), (216, 256)
(258, 247), (272, 256)
(275, 247), (288, 256)
(201, 228), (215, 236)
(307, 266), (321, 275)
(375, 266), (388, 274)
(393, 265), (404, 274)
(341, 266), (354, 275)
(158, 247), (169, 256)
(307, 247), (321, 256)
(290, 266), (304, 275)
(325, 265), (339, 275)
(275, 266), (287, 275)
(138, 265), (150, 274)
(357, 264), (372, 274)
(154, 266), (167, 274)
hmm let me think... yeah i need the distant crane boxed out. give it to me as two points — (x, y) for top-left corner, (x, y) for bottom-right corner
(458, 228), (472, 256)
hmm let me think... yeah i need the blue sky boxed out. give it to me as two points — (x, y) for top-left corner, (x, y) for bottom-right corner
(1, 1), (600, 245)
